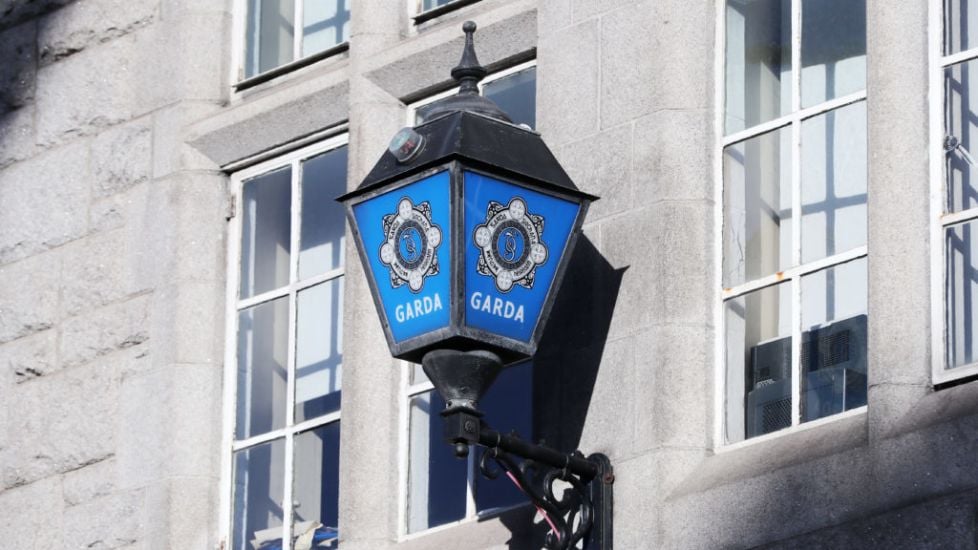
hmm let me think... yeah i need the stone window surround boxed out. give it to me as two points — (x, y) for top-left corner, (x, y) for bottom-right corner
(717, 0), (869, 447)
(930, 0), (978, 385)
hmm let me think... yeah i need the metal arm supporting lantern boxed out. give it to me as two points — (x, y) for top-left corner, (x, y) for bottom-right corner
(338, 21), (612, 549)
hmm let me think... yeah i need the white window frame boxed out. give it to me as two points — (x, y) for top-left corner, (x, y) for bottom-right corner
(396, 61), (537, 538)
(219, 134), (349, 550)
(410, 0), (481, 24)
(713, 0), (869, 449)
(230, 0), (351, 88)
(929, 0), (978, 385)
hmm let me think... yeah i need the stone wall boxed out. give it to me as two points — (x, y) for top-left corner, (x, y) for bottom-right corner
(0, 0), (231, 547)
(1, 0), (978, 548)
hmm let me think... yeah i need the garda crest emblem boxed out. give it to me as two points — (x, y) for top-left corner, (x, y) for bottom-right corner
(379, 198), (442, 293)
(473, 197), (548, 292)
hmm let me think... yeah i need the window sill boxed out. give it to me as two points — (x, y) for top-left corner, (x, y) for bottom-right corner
(234, 42), (350, 93)
(413, 0), (482, 25)
(670, 409), (868, 499)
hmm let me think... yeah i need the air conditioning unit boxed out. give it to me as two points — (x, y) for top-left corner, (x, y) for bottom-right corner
(745, 314), (867, 438)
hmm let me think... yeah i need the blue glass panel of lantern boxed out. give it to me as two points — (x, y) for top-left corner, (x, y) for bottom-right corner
(352, 171), (451, 343)
(463, 171), (580, 342)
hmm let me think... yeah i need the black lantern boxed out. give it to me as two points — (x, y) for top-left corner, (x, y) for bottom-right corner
(339, 22), (612, 549)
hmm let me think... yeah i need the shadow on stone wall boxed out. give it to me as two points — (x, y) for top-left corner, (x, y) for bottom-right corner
(495, 235), (626, 548)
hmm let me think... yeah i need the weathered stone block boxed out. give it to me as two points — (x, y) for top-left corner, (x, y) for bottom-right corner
(91, 118), (152, 198)
(0, 0), (73, 32)
(537, 0), (571, 36)
(62, 457), (117, 507)
(0, 20), (36, 112)
(164, 365), (222, 477)
(1, 330), (57, 384)
(150, 283), (224, 366)
(2, 360), (119, 488)
(62, 488), (143, 549)
(0, 249), (61, 344)
(89, 180), (150, 234)
(575, 335), (635, 459)
(152, 101), (220, 178)
(602, 202), (714, 339)
(0, 104), (36, 169)
(0, 476), (64, 549)
(572, 0), (630, 22)
(554, 122), (635, 222)
(536, 18), (599, 147)
(0, 142), (89, 263)
(633, 108), (713, 202)
(60, 294), (150, 369)
(36, 26), (173, 146)
(37, 0), (159, 65)
(634, 325), (712, 451)
(61, 228), (151, 316)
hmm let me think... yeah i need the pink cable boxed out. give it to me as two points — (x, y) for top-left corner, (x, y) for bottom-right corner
(504, 470), (562, 542)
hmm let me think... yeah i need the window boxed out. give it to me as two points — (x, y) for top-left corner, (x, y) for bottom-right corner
(225, 137), (348, 550)
(413, 0), (481, 23)
(721, 0), (868, 444)
(239, 0), (350, 82)
(934, 0), (978, 383)
(400, 63), (537, 534)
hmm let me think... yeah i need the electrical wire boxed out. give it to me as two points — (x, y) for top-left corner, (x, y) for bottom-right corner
(503, 468), (562, 543)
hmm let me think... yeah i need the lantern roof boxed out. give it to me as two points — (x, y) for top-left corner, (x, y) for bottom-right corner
(342, 111), (598, 203)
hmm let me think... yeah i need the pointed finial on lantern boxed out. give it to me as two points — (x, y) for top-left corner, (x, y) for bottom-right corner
(417, 21), (512, 124)
(452, 21), (487, 95)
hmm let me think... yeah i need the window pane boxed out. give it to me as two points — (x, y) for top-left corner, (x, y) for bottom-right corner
(725, 283), (792, 443)
(237, 297), (290, 440)
(299, 146), (348, 278)
(724, 0), (791, 134)
(302, 0), (350, 57)
(476, 361), (532, 512)
(801, 0), (866, 108)
(946, 0), (978, 55)
(483, 67), (536, 129)
(246, 0), (296, 78)
(800, 101), (867, 263)
(423, 0), (457, 11)
(946, 59), (978, 213)
(241, 166), (292, 299)
(723, 127), (792, 287)
(800, 259), (867, 422)
(295, 280), (343, 423)
(946, 220), (978, 368)
(233, 439), (286, 550)
(408, 391), (467, 532)
(293, 423), (341, 548)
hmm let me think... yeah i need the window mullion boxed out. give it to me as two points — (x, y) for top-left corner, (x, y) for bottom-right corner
(283, 431), (296, 550)
(790, 0), (803, 428)
(293, 0), (304, 63)
(465, 451), (477, 518)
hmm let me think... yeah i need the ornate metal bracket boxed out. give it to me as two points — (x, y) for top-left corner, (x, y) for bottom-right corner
(444, 410), (614, 549)
(478, 428), (613, 549)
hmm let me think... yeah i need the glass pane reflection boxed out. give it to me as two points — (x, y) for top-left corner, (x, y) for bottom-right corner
(800, 259), (867, 422)
(295, 280), (343, 422)
(302, 0), (350, 57)
(801, 0), (866, 108)
(232, 439), (286, 550)
(483, 67), (537, 130)
(725, 283), (792, 443)
(946, 59), (978, 213)
(237, 297), (290, 440)
(945, 0), (978, 55)
(724, 0), (791, 134)
(475, 361), (532, 512)
(246, 0), (295, 78)
(800, 101), (867, 263)
(946, 220), (978, 369)
(407, 391), (467, 532)
(293, 423), (341, 548)
(299, 146), (348, 278)
(241, 166), (292, 299)
(723, 127), (792, 287)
